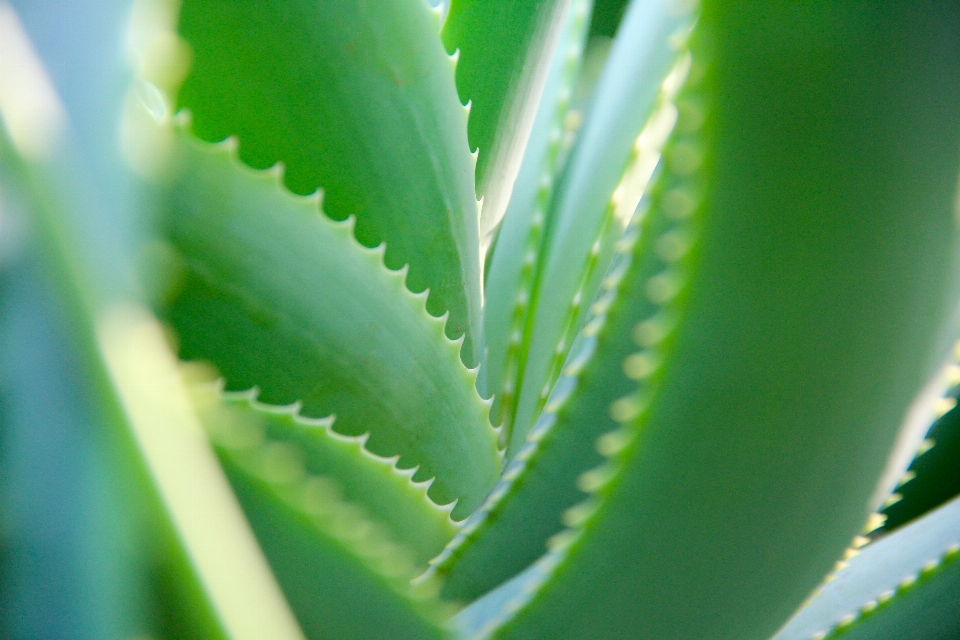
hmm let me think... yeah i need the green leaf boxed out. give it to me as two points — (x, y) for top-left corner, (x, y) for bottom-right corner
(483, 0), (593, 445)
(464, 4), (960, 638)
(433, 209), (646, 603)
(827, 556), (960, 640)
(502, 0), (697, 454)
(442, 0), (574, 246)
(177, 0), (483, 366)
(214, 424), (453, 640)
(158, 134), (501, 519)
(772, 496), (960, 640)
(190, 383), (460, 567)
(883, 389), (960, 532)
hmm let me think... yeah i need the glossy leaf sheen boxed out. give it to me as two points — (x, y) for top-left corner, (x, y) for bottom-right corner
(177, 0), (483, 366)
(442, 0), (572, 244)
(487, 4), (960, 638)
(483, 0), (593, 443)
(504, 0), (695, 454)
(159, 138), (500, 518)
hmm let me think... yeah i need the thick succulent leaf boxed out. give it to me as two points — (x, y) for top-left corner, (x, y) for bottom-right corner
(483, 0), (593, 442)
(176, 0), (482, 367)
(432, 207), (647, 602)
(442, 0), (573, 245)
(883, 384), (960, 532)
(826, 557), (960, 640)
(158, 134), (500, 518)
(213, 423), (452, 640)
(190, 383), (460, 567)
(503, 0), (697, 454)
(465, 4), (960, 639)
(773, 495), (960, 640)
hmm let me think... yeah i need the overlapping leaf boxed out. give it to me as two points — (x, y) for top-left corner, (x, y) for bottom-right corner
(500, 0), (697, 453)
(158, 134), (500, 518)
(456, 4), (960, 638)
(773, 496), (960, 640)
(442, 0), (572, 246)
(177, 0), (483, 366)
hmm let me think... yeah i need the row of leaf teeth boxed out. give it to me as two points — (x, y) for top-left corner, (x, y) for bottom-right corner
(185, 376), (464, 526)
(811, 543), (960, 640)
(171, 111), (488, 382)
(793, 312), (960, 612)
(222, 428), (455, 620)
(470, 35), (709, 638)
(186, 376), (456, 620)
(422, 176), (646, 582)
(169, 123), (501, 470)
(880, 344), (960, 514)
(495, 0), (593, 444)
(522, 41), (694, 445)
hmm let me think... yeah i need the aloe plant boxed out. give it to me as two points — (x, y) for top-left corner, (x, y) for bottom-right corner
(2, 1), (960, 639)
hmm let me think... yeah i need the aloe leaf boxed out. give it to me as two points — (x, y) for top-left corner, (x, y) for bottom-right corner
(825, 556), (960, 640)
(432, 206), (647, 602)
(176, 0), (482, 368)
(773, 495), (960, 640)
(503, 0), (697, 454)
(212, 422), (453, 640)
(464, 4), (960, 639)
(158, 134), (500, 518)
(883, 386), (960, 532)
(442, 0), (573, 246)
(483, 0), (593, 441)
(189, 382), (460, 567)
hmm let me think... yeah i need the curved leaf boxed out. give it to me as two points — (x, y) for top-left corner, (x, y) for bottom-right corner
(442, 0), (573, 245)
(190, 382), (460, 567)
(503, 0), (697, 453)
(483, 0), (593, 442)
(177, 0), (483, 366)
(773, 496), (960, 640)
(158, 134), (500, 518)
(212, 423), (452, 640)
(463, 4), (960, 638)
(432, 206), (647, 602)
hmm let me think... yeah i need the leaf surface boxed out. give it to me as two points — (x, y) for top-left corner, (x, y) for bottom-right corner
(883, 387), (960, 532)
(159, 135), (500, 518)
(213, 428), (452, 640)
(192, 384), (460, 567)
(460, 4), (960, 638)
(503, 0), (696, 453)
(177, 0), (483, 366)
(773, 496), (960, 640)
(442, 0), (573, 245)
(483, 0), (593, 444)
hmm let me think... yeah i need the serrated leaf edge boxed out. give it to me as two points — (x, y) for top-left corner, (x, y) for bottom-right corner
(423, 200), (645, 583)
(461, 43), (709, 639)
(209, 405), (458, 626)
(492, 0), (593, 446)
(169, 119), (503, 498)
(504, 45), (693, 452)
